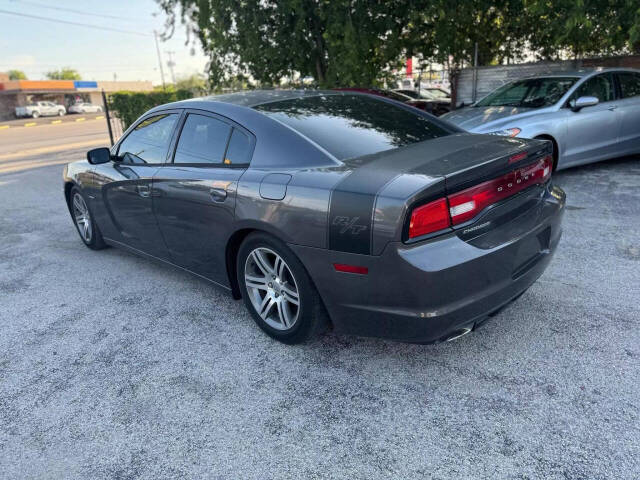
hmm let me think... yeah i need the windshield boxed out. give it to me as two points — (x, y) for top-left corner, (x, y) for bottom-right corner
(383, 90), (412, 102)
(476, 77), (578, 108)
(255, 94), (456, 160)
(423, 89), (449, 99)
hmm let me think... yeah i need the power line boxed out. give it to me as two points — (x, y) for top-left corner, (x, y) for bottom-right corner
(0, 8), (151, 36)
(8, 0), (133, 21)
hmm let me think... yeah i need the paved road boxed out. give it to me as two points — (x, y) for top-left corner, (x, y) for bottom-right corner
(0, 111), (105, 128)
(0, 120), (110, 174)
(0, 144), (638, 479)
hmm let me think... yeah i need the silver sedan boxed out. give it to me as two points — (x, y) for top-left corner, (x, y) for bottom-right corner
(442, 68), (640, 170)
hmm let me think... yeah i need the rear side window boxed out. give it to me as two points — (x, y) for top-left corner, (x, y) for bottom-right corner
(224, 129), (252, 165)
(618, 72), (640, 98)
(117, 113), (178, 164)
(254, 94), (454, 160)
(174, 113), (231, 164)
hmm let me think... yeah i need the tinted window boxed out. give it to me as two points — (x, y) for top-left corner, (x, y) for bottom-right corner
(255, 94), (453, 160)
(174, 114), (231, 164)
(117, 113), (178, 164)
(224, 129), (252, 165)
(618, 72), (640, 98)
(477, 77), (578, 108)
(572, 74), (615, 103)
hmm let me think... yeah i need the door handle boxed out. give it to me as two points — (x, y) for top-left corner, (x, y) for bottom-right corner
(210, 187), (227, 202)
(136, 185), (151, 198)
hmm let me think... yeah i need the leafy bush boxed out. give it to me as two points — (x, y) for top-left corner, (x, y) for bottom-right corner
(107, 90), (193, 129)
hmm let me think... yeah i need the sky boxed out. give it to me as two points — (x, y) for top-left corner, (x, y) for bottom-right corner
(0, 0), (209, 85)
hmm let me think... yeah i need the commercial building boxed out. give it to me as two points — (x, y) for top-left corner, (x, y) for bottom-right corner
(0, 78), (153, 121)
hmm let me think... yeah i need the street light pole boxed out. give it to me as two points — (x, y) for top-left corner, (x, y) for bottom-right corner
(154, 30), (166, 90)
(165, 50), (177, 85)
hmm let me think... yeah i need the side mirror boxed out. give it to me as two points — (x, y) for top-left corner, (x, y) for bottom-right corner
(87, 147), (112, 165)
(570, 96), (599, 111)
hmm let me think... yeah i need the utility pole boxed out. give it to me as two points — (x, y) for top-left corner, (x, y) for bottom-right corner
(153, 30), (166, 90)
(165, 50), (176, 85)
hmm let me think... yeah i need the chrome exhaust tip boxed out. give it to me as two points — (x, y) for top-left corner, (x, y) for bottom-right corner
(445, 327), (472, 342)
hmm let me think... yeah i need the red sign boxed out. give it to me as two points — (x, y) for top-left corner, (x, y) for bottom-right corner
(406, 58), (413, 77)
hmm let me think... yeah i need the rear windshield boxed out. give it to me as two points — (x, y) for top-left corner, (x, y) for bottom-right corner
(254, 94), (455, 160)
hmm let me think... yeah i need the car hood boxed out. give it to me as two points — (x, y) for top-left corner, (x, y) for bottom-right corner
(442, 106), (536, 130)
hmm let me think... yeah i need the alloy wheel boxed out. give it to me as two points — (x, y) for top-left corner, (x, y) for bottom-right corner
(244, 247), (300, 330)
(72, 193), (92, 243)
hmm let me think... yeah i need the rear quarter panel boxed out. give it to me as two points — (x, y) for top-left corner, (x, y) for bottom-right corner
(235, 167), (347, 248)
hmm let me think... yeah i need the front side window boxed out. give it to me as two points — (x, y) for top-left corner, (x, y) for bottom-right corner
(117, 113), (178, 164)
(255, 94), (454, 160)
(618, 72), (640, 99)
(174, 114), (232, 164)
(476, 77), (578, 108)
(571, 74), (615, 103)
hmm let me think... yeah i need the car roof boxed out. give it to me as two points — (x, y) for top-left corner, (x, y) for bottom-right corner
(190, 89), (341, 108)
(155, 89), (417, 116)
(519, 67), (639, 80)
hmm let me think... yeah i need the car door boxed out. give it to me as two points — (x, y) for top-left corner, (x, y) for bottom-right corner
(90, 111), (181, 259)
(615, 71), (640, 155)
(38, 102), (50, 115)
(152, 110), (254, 284)
(563, 73), (621, 166)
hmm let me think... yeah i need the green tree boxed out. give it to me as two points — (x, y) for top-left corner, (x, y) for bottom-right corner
(175, 73), (209, 95)
(525, 0), (640, 58)
(405, 0), (529, 68)
(45, 67), (81, 80)
(156, 0), (407, 88)
(8, 69), (27, 80)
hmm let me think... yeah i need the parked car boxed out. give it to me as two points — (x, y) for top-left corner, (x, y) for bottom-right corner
(442, 68), (640, 170)
(334, 87), (436, 113)
(395, 88), (451, 115)
(68, 102), (103, 114)
(64, 90), (565, 345)
(15, 101), (66, 118)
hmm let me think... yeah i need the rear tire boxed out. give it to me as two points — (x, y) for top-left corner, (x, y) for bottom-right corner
(237, 232), (327, 344)
(31, 111), (39, 119)
(70, 187), (106, 250)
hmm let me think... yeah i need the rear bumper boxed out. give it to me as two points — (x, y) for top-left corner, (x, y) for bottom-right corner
(290, 182), (566, 343)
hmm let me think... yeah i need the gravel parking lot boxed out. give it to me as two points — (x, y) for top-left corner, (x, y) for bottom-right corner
(1, 151), (639, 479)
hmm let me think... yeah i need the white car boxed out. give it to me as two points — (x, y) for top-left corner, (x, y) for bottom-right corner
(442, 68), (640, 170)
(15, 101), (66, 118)
(68, 102), (103, 114)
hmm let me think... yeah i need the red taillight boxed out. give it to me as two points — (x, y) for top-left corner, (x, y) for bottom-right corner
(408, 155), (552, 239)
(408, 197), (450, 238)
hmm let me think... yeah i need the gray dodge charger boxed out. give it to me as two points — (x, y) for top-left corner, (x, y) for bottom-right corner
(63, 90), (566, 344)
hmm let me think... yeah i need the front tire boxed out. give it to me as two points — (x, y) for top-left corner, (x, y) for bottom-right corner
(31, 111), (39, 118)
(237, 232), (327, 344)
(70, 187), (106, 250)
(58, 110), (65, 116)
